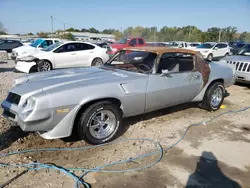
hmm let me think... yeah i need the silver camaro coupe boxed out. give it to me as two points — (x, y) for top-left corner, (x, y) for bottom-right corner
(1, 47), (236, 144)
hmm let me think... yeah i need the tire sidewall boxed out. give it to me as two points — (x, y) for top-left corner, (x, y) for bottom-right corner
(207, 54), (213, 61)
(78, 102), (121, 145)
(37, 60), (51, 72)
(207, 83), (225, 110)
(91, 58), (103, 66)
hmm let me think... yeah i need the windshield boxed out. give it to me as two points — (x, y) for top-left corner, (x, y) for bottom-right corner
(42, 42), (62, 52)
(197, 43), (214, 49)
(237, 44), (250, 56)
(168, 42), (179, 47)
(104, 50), (157, 73)
(116, 38), (129, 44)
(30, 39), (43, 47)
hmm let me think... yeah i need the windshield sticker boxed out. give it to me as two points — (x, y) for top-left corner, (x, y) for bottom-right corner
(112, 72), (128, 78)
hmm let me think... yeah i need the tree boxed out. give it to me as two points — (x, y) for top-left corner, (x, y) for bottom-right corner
(81, 28), (89, 32)
(60, 33), (75, 40)
(37, 32), (48, 38)
(88, 27), (99, 33)
(66, 27), (80, 32)
(0, 21), (7, 34)
(27, 32), (34, 35)
(239, 31), (247, 42)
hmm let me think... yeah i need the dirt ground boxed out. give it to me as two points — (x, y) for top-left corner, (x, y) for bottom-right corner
(1, 59), (250, 188)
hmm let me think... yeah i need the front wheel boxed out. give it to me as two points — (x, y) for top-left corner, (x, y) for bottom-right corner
(37, 60), (52, 72)
(200, 82), (225, 111)
(77, 101), (122, 145)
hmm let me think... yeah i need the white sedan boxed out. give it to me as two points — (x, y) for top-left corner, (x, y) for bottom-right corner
(15, 41), (110, 73)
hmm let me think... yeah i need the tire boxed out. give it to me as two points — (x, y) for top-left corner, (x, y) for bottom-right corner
(207, 53), (213, 61)
(200, 82), (225, 111)
(91, 58), (103, 66)
(37, 60), (52, 72)
(77, 101), (122, 145)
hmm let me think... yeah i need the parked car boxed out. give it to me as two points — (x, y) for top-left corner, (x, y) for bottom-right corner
(168, 41), (190, 49)
(221, 44), (250, 84)
(0, 39), (23, 53)
(1, 47), (235, 145)
(21, 38), (35, 46)
(186, 42), (202, 49)
(11, 38), (60, 60)
(194, 42), (230, 61)
(229, 42), (246, 55)
(15, 41), (109, 73)
(106, 37), (147, 56)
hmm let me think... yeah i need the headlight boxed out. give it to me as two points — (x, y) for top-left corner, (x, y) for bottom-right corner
(20, 97), (36, 119)
(20, 55), (35, 62)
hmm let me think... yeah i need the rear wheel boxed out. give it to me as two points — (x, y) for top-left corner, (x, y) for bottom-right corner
(207, 54), (213, 61)
(77, 101), (122, 145)
(37, 60), (52, 72)
(200, 82), (225, 111)
(91, 58), (103, 66)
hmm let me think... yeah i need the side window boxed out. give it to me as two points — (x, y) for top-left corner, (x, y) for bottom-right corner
(129, 38), (137, 46)
(157, 53), (194, 74)
(184, 43), (187, 48)
(221, 44), (228, 48)
(54, 40), (59, 43)
(76, 43), (95, 51)
(138, 38), (144, 45)
(45, 40), (53, 46)
(54, 43), (76, 53)
(214, 44), (220, 49)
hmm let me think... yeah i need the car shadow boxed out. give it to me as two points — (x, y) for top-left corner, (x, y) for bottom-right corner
(0, 125), (29, 151)
(185, 151), (241, 188)
(0, 67), (15, 73)
(121, 102), (199, 134)
(235, 82), (250, 89)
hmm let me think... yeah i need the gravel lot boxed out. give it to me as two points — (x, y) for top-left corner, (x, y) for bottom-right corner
(1, 59), (250, 188)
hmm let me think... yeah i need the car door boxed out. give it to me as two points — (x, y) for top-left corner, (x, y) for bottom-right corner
(53, 43), (77, 68)
(137, 38), (145, 47)
(145, 52), (203, 112)
(74, 43), (96, 66)
(219, 43), (229, 56)
(212, 44), (221, 58)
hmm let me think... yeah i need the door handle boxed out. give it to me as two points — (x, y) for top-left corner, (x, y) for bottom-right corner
(89, 51), (94, 53)
(71, 53), (76, 55)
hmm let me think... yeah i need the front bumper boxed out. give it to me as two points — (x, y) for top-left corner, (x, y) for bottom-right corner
(1, 98), (79, 139)
(15, 61), (36, 73)
(235, 71), (250, 84)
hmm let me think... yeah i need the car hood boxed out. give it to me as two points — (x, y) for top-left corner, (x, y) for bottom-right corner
(18, 50), (47, 59)
(13, 45), (41, 55)
(110, 43), (128, 49)
(221, 55), (250, 62)
(10, 66), (147, 96)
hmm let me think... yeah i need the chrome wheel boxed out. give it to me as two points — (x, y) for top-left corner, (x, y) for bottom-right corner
(39, 61), (51, 71)
(89, 110), (116, 139)
(92, 58), (103, 66)
(210, 87), (223, 108)
(208, 54), (213, 61)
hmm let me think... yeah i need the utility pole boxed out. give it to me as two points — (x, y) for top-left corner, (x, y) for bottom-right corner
(188, 27), (192, 42)
(50, 16), (53, 38)
(218, 29), (222, 42)
(154, 26), (157, 42)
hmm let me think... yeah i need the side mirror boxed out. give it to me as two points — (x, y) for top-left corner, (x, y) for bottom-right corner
(214, 47), (218, 50)
(160, 69), (171, 77)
